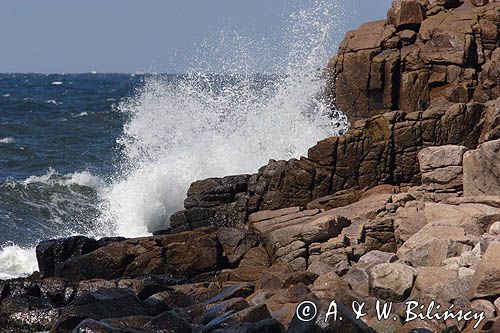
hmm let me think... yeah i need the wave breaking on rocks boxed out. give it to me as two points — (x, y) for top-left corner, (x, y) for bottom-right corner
(2, 0), (500, 332)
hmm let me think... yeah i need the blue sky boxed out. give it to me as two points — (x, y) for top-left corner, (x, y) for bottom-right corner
(0, 0), (392, 73)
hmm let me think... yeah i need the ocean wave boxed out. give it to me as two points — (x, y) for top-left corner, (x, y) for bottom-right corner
(51, 81), (63, 86)
(0, 245), (38, 280)
(0, 167), (112, 278)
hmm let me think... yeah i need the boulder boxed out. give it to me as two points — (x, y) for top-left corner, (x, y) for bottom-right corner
(52, 288), (155, 332)
(470, 299), (496, 320)
(199, 298), (249, 325)
(203, 304), (272, 332)
(36, 236), (99, 278)
(170, 175), (250, 232)
(463, 139), (500, 196)
(311, 272), (351, 300)
(239, 247), (271, 268)
(54, 228), (222, 281)
(260, 212), (350, 271)
(495, 297), (500, 316)
(217, 266), (268, 283)
(74, 316), (154, 333)
(205, 283), (255, 305)
(369, 263), (417, 301)
(394, 201), (428, 243)
(356, 250), (398, 271)
(417, 145), (468, 200)
(216, 227), (259, 265)
(469, 242), (500, 298)
(388, 0), (426, 30)
(308, 236), (350, 276)
(143, 311), (193, 333)
(410, 267), (458, 301)
(397, 224), (475, 267)
(264, 284), (311, 326)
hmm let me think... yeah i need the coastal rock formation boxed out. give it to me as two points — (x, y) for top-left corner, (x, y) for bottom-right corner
(329, 0), (500, 121)
(2, 1), (500, 332)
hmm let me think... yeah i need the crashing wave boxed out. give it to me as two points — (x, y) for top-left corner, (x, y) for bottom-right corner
(99, 0), (349, 238)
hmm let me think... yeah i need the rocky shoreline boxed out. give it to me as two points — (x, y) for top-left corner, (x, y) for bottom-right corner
(2, 0), (500, 332)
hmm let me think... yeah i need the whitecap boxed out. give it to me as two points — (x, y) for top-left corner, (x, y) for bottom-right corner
(0, 137), (15, 144)
(2, 93), (10, 97)
(24, 168), (105, 190)
(75, 111), (88, 117)
(45, 99), (60, 105)
(51, 81), (63, 86)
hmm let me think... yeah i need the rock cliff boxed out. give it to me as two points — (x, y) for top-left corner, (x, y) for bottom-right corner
(2, 1), (500, 332)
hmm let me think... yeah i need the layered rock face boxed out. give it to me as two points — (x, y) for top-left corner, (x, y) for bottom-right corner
(328, 0), (500, 121)
(2, 1), (500, 333)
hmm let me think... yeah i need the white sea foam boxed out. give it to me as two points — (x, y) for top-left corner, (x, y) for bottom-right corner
(0, 245), (38, 280)
(0, 137), (15, 144)
(51, 81), (63, 85)
(24, 168), (105, 190)
(99, 0), (349, 237)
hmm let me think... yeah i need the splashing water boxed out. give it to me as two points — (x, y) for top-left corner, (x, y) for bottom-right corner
(0, 244), (38, 280)
(99, 0), (350, 237)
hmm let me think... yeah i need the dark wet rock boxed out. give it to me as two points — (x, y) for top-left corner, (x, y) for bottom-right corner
(74, 316), (152, 333)
(36, 236), (99, 278)
(211, 318), (285, 333)
(170, 175), (250, 233)
(52, 228), (222, 281)
(52, 288), (155, 332)
(199, 297), (249, 325)
(205, 283), (255, 305)
(202, 304), (272, 333)
(143, 310), (193, 333)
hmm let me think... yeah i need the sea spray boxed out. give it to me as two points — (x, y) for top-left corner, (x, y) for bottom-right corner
(99, 0), (350, 237)
(0, 244), (38, 280)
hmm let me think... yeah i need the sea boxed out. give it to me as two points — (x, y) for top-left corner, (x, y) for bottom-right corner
(0, 1), (350, 279)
